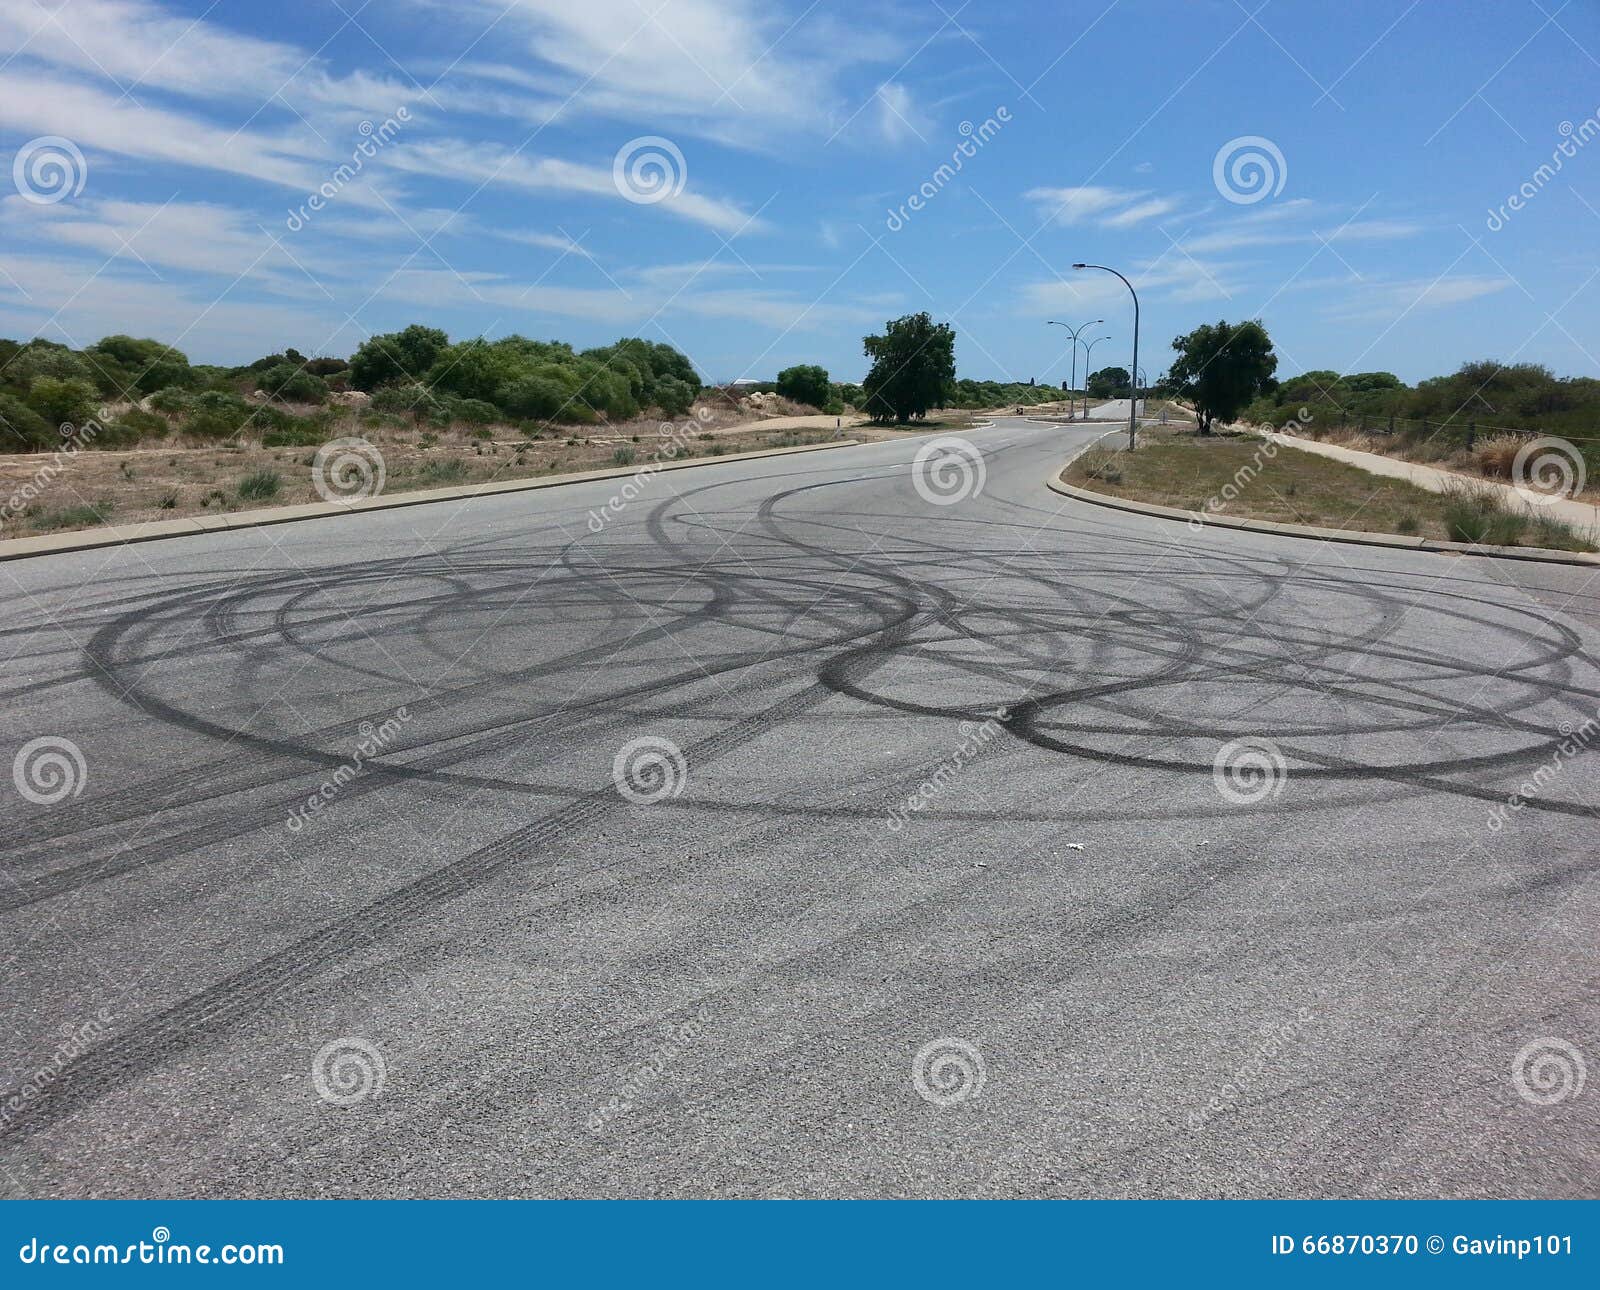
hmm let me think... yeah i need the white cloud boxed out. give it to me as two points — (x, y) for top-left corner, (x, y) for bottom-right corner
(1331, 275), (1513, 321)
(874, 83), (922, 144)
(1025, 186), (1181, 229)
(381, 139), (762, 234)
(1101, 196), (1182, 229)
(0, 73), (326, 193)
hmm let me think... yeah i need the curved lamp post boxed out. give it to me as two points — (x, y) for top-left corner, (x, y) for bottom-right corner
(1046, 318), (1101, 418)
(1081, 334), (1112, 410)
(1072, 264), (1139, 450)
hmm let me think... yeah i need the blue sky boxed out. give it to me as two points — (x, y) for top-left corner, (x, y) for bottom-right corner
(2, 0), (1597, 385)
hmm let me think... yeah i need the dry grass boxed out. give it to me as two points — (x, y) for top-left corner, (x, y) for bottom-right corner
(1279, 424), (1600, 504)
(0, 406), (843, 540)
(1065, 429), (1595, 552)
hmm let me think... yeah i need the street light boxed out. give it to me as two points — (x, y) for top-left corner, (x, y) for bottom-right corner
(1046, 318), (1101, 419)
(1072, 264), (1139, 450)
(1081, 334), (1112, 412)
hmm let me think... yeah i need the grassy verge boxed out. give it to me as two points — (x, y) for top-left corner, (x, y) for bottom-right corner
(1064, 428), (1595, 552)
(0, 419), (842, 541)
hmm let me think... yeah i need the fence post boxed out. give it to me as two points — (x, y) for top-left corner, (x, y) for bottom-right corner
(1388, 414), (1395, 435)
(1467, 421), (1475, 450)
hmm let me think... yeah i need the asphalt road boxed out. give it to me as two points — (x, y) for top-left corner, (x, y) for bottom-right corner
(1, 417), (1596, 1199)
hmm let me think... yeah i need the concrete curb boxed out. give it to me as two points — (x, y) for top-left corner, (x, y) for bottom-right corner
(0, 438), (861, 564)
(1047, 460), (1600, 568)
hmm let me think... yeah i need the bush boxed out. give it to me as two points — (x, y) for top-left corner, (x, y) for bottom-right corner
(109, 408), (169, 441)
(612, 445), (636, 465)
(1440, 483), (1525, 546)
(26, 377), (100, 430)
(180, 391), (253, 440)
(28, 501), (112, 531)
(148, 387), (196, 414)
(238, 469), (282, 500)
(450, 398), (500, 425)
(0, 393), (58, 451)
(655, 376), (695, 417)
(348, 324), (449, 391)
(8, 343), (94, 389)
(371, 383), (441, 416)
(416, 458), (469, 485)
(776, 364), (831, 409)
(256, 363), (329, 404)
(261, 424), (326, 448)
(85, 336), (193, 395)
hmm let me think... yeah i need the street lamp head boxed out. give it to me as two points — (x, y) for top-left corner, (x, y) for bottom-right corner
(1071, 262), (1087, 269)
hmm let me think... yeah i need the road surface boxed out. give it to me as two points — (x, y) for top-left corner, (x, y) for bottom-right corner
(1, 417), (1595, 1198)
(1086, 397), (1147, 420)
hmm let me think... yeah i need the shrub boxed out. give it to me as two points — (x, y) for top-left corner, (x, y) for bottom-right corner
(148, 387), (196, 414)
(451, 398), (500, 425)
(612, 445), (636, 465)
(655, 376), (695, 417)
(85, 336), (193, 395)
(1472, 434), (1522, 479)
(0, 393), (57, 451)
(26, 377), (100, 431)
(348, 324), (449, 391)
(238, 469), (282, 500)
(28, 501), (112, 530)
(261, 424), (326, 448)
(180, 392), (253, 440)
(256, 363), (329, 404)
(110, 408), (169, 441)
(8, 343), (95, 388)
(417, 458), (469, 485)
(371, 384), (441, 416)
(776, 364), (831, 409)
(1441, 483), (1524, 546)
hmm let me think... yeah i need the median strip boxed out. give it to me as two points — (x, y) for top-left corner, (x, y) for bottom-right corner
(1050, 428), (1599, 566)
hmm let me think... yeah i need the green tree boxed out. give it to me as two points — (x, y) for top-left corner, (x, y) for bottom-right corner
(0, 393), (56, 451)
(775, 364), (830, 408)
(256, 364), (329, 404)
(1167, 319), (1278, 433)
(861, 312), (955, 423)
(26, 377), (99, 429)
(348, 325), (449, 391)
(87, 336), (193, 395)
(1087, 366), (1131, 399)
